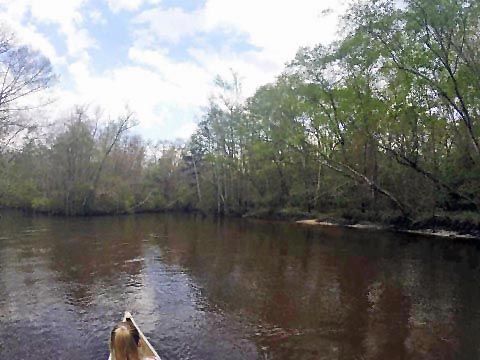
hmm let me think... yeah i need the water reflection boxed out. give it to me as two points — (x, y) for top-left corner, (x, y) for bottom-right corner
(1, 211), (480, 359)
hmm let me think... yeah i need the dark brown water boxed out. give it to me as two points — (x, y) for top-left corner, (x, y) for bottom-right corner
(1, 211), (480, 359)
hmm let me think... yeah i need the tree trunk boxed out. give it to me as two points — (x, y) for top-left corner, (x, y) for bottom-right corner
(320, 155), (412, 219)
(192, 157), (202, 203)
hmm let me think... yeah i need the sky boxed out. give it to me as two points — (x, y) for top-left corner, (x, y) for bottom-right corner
(0, 0), (350, 141)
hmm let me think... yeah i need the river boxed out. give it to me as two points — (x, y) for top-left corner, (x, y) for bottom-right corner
(0, 211), (479, 359)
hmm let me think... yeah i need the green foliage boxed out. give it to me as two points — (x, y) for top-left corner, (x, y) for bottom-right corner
(31, 197), (52, 212)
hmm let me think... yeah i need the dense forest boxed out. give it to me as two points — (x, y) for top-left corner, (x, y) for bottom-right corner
(1, 0), (479, 232)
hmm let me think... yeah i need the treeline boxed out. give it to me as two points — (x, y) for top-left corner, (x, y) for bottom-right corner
(1, 0), (479, 227)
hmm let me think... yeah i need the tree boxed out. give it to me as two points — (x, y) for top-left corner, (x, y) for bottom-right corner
(82, 108), (137, 213)
(49, 108), (95, 215)
(348, 0), (480, 158)
(0, 27), (55, 153)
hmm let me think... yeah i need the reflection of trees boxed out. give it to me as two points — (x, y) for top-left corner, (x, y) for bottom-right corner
(365, 283), (411, 360)
(449, 245), (480, 360)
(337, 255), (377, 359)
(45, 216), (145, 305)
(362, 237), (464, 360)
(0, 213), (148, 308)
(0, 212), (92, 359)
(153, 219), (355, 358)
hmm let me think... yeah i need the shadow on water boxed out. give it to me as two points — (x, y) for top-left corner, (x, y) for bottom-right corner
(1, 210), (480, 359)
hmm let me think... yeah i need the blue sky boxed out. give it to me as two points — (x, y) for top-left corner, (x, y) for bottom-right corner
(0, 0), (347, 141)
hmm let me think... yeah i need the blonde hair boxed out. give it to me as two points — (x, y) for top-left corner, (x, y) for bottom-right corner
(110, 321), (141, 360)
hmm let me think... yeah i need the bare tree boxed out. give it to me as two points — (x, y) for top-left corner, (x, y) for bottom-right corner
(82, 108), (137, 213)
(0, 27), (55, 153)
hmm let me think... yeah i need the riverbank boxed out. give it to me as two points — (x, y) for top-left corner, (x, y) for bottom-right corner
(296, 216), (480, 240)
(3, 205), (479, 240)
(241, 207), (480, 239)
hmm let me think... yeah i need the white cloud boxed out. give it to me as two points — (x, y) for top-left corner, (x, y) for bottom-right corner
(204, 0), (345, 60)
(27, 0), (86, 31)
(0, 20), (65, 66)
(106, 0), (162, 13)
(174, 121), (198, 139)
(132, 0), (348, 97)
(133, 7), (204, 44)
(134, 0), (346, 57)
(128, 47), (211, 105)
(67, 61), (162, 126)
(66, 28), (97, 59)
(187, 47), (278, 98)
(60, 46), (211, 133)
(88, 9), (106, 25)
(0, 0), (96, 60)
(107, 0), (144, 13)
(0, 0), (29, 22)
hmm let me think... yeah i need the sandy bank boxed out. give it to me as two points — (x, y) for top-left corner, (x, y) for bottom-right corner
(296, 219), (479, 240)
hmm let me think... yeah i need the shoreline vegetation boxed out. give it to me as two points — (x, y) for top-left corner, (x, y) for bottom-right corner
(1, 0), (479, 239)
